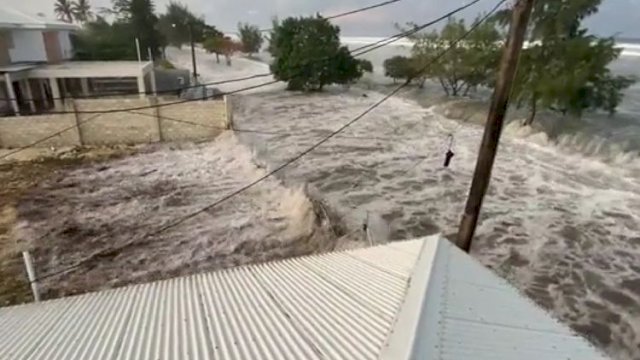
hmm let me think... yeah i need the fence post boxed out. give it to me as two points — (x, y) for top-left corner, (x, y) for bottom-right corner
(150, 96), (163, 142)
(22, 251), (40, 302)
(224, 95), (233, 130)
(71, 99), (84, 146)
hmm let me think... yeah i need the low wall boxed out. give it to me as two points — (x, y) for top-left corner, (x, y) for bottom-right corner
(0, 96), (230, 148)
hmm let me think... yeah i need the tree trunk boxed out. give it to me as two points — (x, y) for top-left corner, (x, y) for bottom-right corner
(463, 83), (471, 97)
(226, 54), (231, 66)
(438, 78), (449, 96)
(215, 53), (220, 63)
(523, 96), (537, 126)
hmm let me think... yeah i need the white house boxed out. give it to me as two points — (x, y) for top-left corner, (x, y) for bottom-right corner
(0, 8), (75, 64)
(0, 8), (156, 116)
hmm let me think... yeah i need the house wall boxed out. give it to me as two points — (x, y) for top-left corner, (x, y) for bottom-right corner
(57, 30), (73, 60)
(43, 31), (63, 63)
(0, 31), (11, 65)
(0, 97), (231, 148)
(9, 30), (47, 63)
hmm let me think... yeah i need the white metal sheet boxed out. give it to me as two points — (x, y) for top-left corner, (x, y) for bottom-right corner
(0, 240), (419, 360)
(381, 239), (610, 360)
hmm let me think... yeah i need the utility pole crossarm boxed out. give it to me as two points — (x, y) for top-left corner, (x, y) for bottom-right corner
(457, 0), (535, 252)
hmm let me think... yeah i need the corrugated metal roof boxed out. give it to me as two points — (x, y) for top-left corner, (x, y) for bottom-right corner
(0, 236), (608, 360)
(0, 239), (422, 360)
(380, 239), (609, 360)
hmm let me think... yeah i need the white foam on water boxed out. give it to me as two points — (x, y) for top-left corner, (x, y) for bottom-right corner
(164, 48), (640, 359)
(15, 133), (336, 299)
(229, 89), (640, 360)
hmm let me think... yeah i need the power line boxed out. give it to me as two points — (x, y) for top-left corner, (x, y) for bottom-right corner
(8, 0), (482, 116)
(1, 1), (481, 111)
(127, 109), (405, 141)
(28, 0), (502, 284)
(258, 0), (402, 32)
(139, 0), (507, 252)
(351, 0), (483, 56)
(1, 0), (402, 103)
(0, 0), (483, 106)
(0, 80), (279, 161)
(1, 0), (485, 160)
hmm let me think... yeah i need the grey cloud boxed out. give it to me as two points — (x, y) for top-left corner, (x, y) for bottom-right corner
(7, 0), (640, 37)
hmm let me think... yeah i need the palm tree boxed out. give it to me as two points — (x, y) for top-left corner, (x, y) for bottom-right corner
(72, 0), (94, 23)
(54, 0), (74, 23)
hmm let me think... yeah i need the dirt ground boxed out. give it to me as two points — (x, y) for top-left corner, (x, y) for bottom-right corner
(0, 146), (142, 306)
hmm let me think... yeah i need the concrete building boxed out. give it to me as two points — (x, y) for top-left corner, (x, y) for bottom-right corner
(0, 235), (608, 359)
(0, 8), (157, 116)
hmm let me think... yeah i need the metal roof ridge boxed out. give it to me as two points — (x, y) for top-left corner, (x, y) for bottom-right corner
(378, 235), (446, 359)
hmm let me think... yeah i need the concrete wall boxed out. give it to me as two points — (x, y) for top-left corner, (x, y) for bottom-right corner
(0, 97), (230, 148)
(0, 105), (80, 147)
(9, 30), (46, 63)
(154, 68), (191, 94)
(75, 98), (160, 145)
(159, 99), (227, 141)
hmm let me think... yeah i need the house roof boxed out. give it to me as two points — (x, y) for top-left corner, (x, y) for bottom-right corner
(0, 8), (78, 31)
(0, 235), (608, 360)
(28, 61), (154, 78)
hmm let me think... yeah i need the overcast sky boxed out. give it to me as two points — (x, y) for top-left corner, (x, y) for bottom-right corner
(5, 0), (640, 38)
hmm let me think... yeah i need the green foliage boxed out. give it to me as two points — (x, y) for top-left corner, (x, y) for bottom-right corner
(72, 0), (94, 23)
(269, 16), (362, 91)
(73, 0), (164, 60)
(499, 0), (634, 124)
(383, 56), (415, 83)
(357, 59), (373, 73)
(54, 0), (74, 23)
(203, 36), (239, 65)
(238, 23), (264, 55)
(203, 36), (224, 55)
(128, 0), (163, 58)
(407, 16), (501, 95)
(73, 17), (139, 60)
(157, 2), (219, 47)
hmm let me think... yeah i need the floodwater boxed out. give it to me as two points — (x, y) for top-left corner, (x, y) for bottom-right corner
(15, 43), (639, 359)
(214, 42), (640, 359)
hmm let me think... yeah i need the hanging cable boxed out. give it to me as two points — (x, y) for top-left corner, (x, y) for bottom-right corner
(26, 0), (506, 284)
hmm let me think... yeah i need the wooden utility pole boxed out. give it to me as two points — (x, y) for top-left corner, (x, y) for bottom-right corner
(457, 0), (535, 252)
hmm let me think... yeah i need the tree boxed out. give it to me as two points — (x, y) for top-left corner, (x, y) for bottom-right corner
(203, 35), (224, 63)
(357, 59), (373, 73)
(497, 0), (635, 125)
(72, 0), (94, 23)
(383, 56), (415, 83)
(54, 0), (74, 23)
(128, 0), (163, 59)
(238, 23), (263, 56)
(73, 16), (138, 60)
(269, 16), (363, 91)
(157, 2), (218, 48)
(73, 0), (166, 61)
(408, 16), (501, 95)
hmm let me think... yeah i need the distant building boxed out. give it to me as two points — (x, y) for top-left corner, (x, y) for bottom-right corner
(0, 8), (157, 116)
